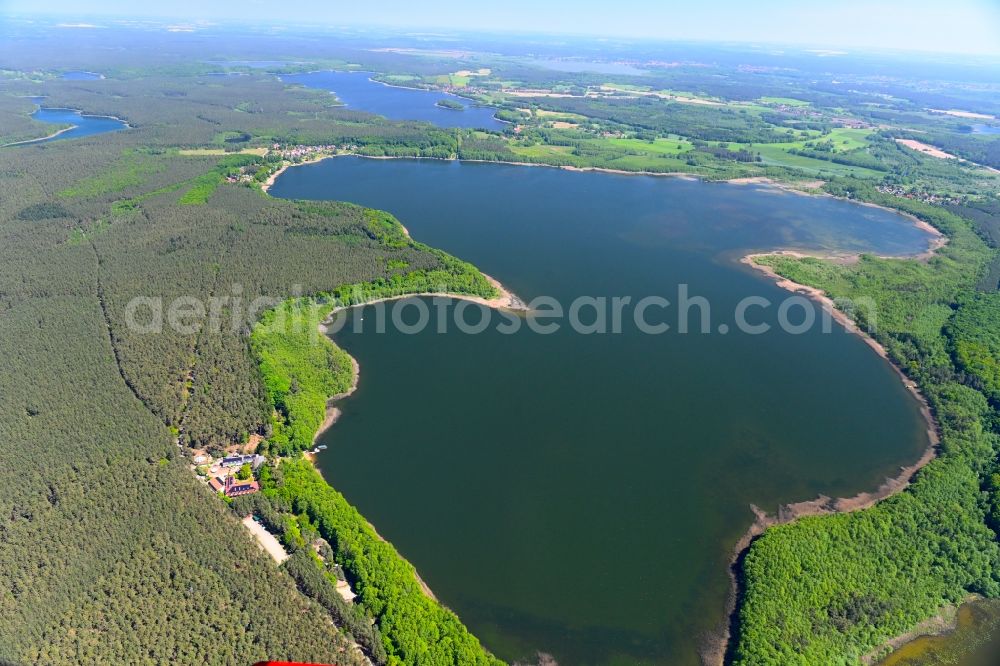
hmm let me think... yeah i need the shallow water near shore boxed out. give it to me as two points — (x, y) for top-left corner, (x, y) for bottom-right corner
(272, 157), (936, 665)
(878, 600), (1000, 666)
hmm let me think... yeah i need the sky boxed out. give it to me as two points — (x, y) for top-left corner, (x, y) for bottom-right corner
(4, 0), (1000, 55)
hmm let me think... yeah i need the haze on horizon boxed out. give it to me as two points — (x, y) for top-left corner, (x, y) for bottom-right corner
(5, 0), (1000, 57)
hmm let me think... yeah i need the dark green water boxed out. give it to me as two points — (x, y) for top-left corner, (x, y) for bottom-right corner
(271, 157), (935, 665)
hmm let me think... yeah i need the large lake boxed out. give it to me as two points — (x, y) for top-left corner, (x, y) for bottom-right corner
(271, 158), (935, 665)
(283, 71), (505, 130)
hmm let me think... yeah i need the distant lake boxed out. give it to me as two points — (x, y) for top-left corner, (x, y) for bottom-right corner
(206, 59), (302, 68)
(528, 58), (650, 76)
(972, 124), (1000, 135)
(24, 107), (127, 144)
(272, 157), (935, 665)
(283, 71), (505, 130)
(61, 70), (103, 80)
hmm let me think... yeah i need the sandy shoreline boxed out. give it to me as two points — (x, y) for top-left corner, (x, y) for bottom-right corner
(335, 274), (526, 314)
(701, 249), (943, 666)
(262, 152), (334, 192)
(4, 124), (76, 146)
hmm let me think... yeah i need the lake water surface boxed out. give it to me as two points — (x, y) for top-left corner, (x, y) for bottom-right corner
(26, 107), (126, 143)
(271, 158), (936, 665)
(61, 70), (103, 80)
(971, 124), (1000, 135)
(283, 71), (505, 130)
(527, 58), (650, 76)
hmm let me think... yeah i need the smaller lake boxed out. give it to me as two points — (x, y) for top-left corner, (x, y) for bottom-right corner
(25, 107), (127, 144)
(207, 60), (303, 68)
(527, 58), (650, 76)
(971, 124), (1000, 135)
(61, 70), (103, 80)
(283, 71), (505, 130)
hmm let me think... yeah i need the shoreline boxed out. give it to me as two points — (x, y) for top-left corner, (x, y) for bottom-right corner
(860, 596), (974, 665)
(320, 274), (528, 316)
(702, 249), (943, 666)
(3, 124), (76, 146)
(4, 106), (132, 147)
(262, 152), (335, 192)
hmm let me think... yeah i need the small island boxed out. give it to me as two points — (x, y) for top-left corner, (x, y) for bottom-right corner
(435, 98), (465, 111)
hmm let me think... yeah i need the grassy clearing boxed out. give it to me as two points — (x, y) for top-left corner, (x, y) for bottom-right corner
(605, 136), (694, 155)
(59, 150), (168, 198)
(749, 128), (881, 177)
(533, 109), (588, 120)
(510, 143), (575, 160)
(752, 145), (882, 177)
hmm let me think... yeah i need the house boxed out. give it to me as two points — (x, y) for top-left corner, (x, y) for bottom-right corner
(221, 454), (265, 469)
(208, 474), (260, 497)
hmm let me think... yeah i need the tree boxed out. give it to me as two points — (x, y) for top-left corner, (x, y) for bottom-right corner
(236, 463), (252, 480)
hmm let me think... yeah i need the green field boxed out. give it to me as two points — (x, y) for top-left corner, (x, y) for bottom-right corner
(749, 128), (882, 177)
(604, 136), (694, 155)
(510, 143), (575, 160)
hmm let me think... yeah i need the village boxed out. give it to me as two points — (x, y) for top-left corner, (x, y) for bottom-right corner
(224, 143), (348, 185)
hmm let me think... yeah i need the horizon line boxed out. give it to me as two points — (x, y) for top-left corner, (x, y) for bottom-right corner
(5, 11), (1000, 60)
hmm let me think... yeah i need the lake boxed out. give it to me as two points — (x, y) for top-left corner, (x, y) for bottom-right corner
(26, 106), (127, 144)
(283, 71), (506, 130)
(61, 70), (103, 80)
(271, 157), (935, 665)
(527, 58), (650, 76)
(971, 124), (1000, 135)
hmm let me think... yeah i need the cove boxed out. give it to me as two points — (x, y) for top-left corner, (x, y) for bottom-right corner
(282, 71), (505, 130)
(24, 106), (126, 144)
(270, 157), (936, 665)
